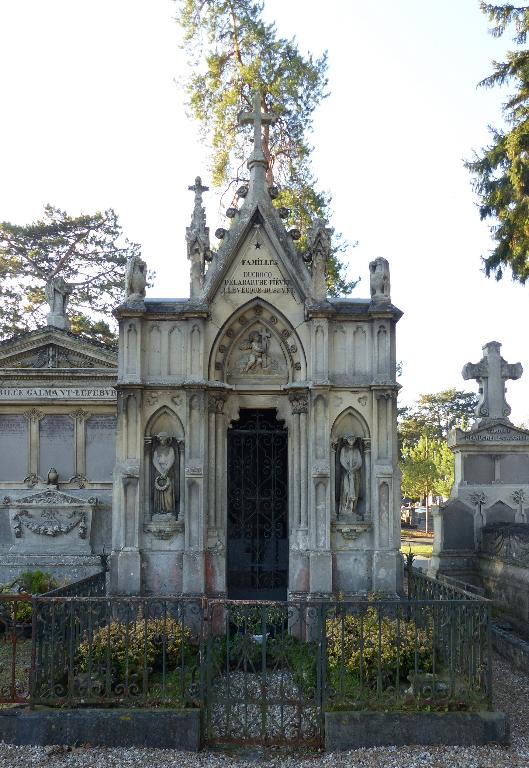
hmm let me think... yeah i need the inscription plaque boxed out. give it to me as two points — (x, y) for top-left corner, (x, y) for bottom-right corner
(0, 415), (28, 481)
(38, 415), (75, 481)
(86, 415), (117, 481)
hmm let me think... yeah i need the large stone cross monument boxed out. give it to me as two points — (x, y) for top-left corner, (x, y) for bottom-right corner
(463, 341), (522, 426)
(430, 341), (529, 586)
(111, 91), (403, 599)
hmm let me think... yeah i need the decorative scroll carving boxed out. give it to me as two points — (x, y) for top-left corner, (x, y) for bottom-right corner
(69, 474), (87, 489)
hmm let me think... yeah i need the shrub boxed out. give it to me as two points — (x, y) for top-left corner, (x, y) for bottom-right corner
(18, 570), (57, 595)
(326, 605), (433, 690)
(77, 617), (192, 677)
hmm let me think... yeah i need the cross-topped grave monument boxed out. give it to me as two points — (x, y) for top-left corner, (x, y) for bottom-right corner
(430, 340), (529, 590)
(462, 341), (522, 426)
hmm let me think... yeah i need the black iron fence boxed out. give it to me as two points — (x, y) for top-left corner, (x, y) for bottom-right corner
(408, 567), (487, 602)
(1, 581), (492, 746)
(0, 594), (32, 704)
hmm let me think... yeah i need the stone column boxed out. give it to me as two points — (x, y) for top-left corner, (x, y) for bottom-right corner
(182, 388), (206, 594)
(111, 389), (143, 595)
(288, 391), (311, 594)
(71, 408), (89, 486)
(206, 391), (227, 595)
(23, 408), (43, 485)
(372, 391), (399, 594)
(363, 438), (372, 521)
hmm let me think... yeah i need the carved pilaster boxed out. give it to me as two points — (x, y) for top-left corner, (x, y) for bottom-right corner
(70, 409), (90, 482)
(23, 408), (43, 484)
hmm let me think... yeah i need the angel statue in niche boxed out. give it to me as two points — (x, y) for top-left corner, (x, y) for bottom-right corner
(152, 432), (178, 516)
(335, 435), (363, 519)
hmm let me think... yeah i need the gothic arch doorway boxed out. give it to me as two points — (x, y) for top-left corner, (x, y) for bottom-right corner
(227, 409), (288, 600)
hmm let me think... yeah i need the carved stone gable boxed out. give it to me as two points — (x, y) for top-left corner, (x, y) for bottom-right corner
(0, 329), (117, 372)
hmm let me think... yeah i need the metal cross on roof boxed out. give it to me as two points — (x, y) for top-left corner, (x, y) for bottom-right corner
(238, 91), (277, 163)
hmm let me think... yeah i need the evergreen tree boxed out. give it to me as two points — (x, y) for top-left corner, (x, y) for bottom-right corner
(398, 388), (478, 449)
(0, 205), (140, 346)
(176, 0), (357, 294)
(466, 2), (529, 282)
(400, 434), (454, 529)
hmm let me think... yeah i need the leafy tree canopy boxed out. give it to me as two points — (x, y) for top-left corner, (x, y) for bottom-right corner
(466, 2), (529, 282)
(0, 205), (140, 347)
(400, 434), (454, 503)
(176, 0), (357, 295)
(398, 388), (478, 449)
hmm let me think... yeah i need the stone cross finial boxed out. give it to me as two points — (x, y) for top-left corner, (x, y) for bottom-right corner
(238, 91), (277, 169)
(462, 341), (523, 425)
(186, 176), (211, 298)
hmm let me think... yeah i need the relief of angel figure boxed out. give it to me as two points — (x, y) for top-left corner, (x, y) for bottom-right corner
(240, 328), (271, 373)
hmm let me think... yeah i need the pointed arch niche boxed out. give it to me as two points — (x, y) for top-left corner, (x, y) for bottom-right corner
(143, 407), (185, 524)
(208, 299), (307, 385)
(331, 407), (371, 520)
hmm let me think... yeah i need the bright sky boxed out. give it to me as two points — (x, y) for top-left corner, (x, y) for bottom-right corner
(1, 0), (528, 422)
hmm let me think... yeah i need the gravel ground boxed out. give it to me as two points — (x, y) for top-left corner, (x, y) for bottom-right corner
(0, 653), (528, 767)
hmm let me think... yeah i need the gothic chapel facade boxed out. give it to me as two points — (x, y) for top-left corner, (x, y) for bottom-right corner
(111, 95), (403, 599)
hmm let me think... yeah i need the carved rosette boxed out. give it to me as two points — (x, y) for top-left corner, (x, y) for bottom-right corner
(469, 491), (487, 508)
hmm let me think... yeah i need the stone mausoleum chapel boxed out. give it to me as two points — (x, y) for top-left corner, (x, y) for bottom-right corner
(0, 95), (403, 600)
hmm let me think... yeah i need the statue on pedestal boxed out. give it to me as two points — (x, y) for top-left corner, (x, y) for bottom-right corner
(152, 433), (176, 515)
(125, 253), (147, 301)
(45, 276), (73, 330)
(369, 257), (391, 303)
(335, 435), (363, 519)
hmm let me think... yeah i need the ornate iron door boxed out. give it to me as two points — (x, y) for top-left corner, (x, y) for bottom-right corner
(227, 409), (288, 600)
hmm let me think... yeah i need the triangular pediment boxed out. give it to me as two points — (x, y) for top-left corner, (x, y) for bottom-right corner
(203, 204), (312, 307)
(5, 488), (93, 508)
(0, 328), (117, 371)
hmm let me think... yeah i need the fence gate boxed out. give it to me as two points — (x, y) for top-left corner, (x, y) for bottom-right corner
(203, 601), (323, 746)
